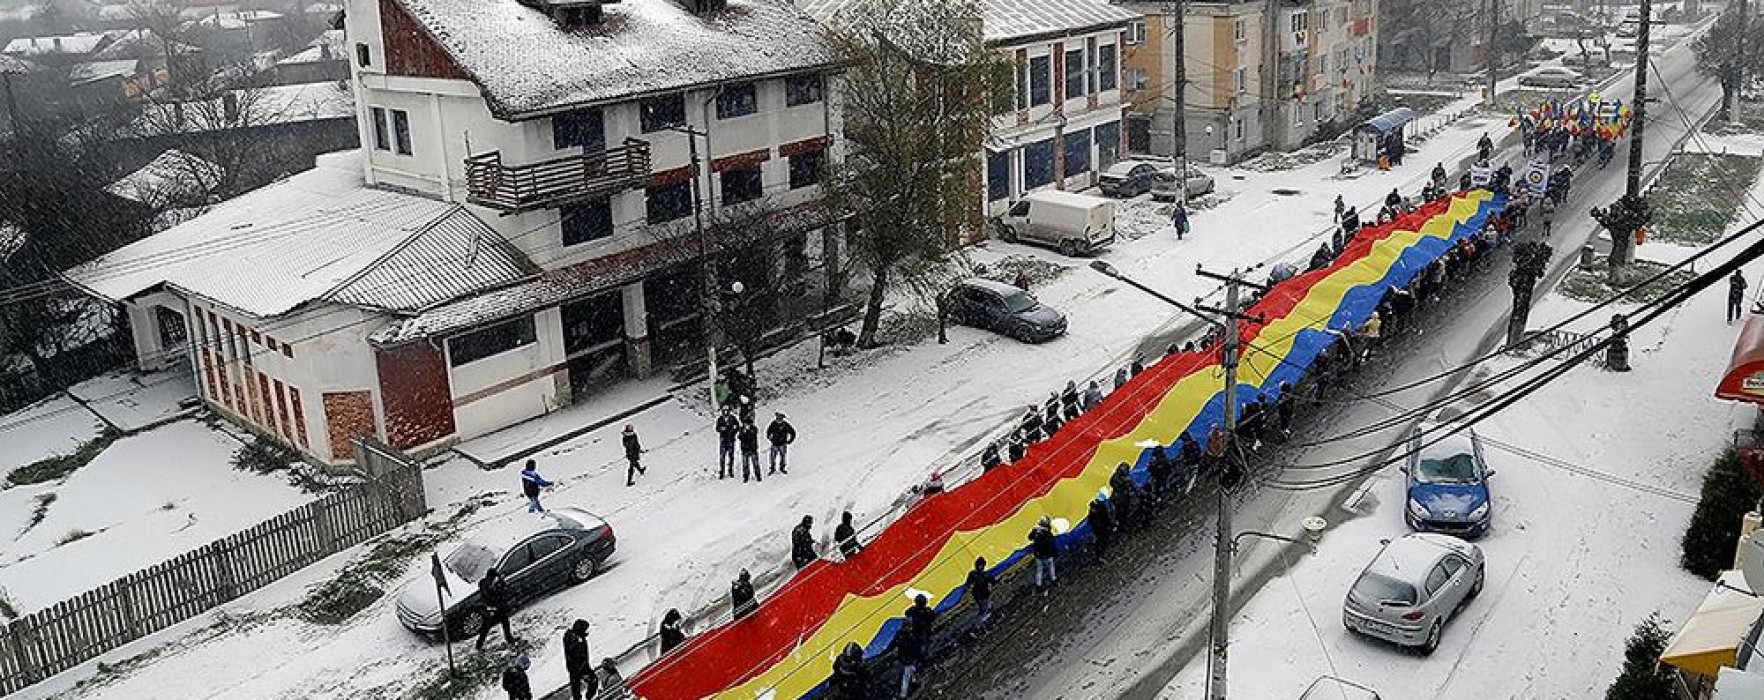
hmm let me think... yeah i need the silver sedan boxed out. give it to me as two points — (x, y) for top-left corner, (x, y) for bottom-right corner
(1342, 532), (1486, 654)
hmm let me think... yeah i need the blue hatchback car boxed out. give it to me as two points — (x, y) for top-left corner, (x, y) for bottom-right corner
(1403, 423), (1493, 538)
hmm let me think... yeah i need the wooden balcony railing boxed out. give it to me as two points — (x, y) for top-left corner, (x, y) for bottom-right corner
(464, 138), (652, 214)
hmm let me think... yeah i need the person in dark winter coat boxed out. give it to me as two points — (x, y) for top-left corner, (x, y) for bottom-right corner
(981, 443), (1003, 471)
(1043, 393), (1062, 431)
(731, 569), (757, 619)
(966, 557), (996, 625)
(1171, 200), (1191, 240)
(1458, 170), (1473, 192)
(835, 511), (863, 559)
(1130, 357), (1145, 376)
(622, 425), (644, 487)
(1274, 382), (1296, 439)
(791, 515), (817, 568)
(520, 460), (553, 513)
(1060, 381), (1081, 421)
(767, 412), (796, 475)
(1333, 194), (1345, 222)
(1082, 380), (1103, 410)
(738, 419), (762, 483)
(658, 608), (686, 655)
(502, 653), (533, 700)
(1431, 162), (1447, 188)
(476, 568), (516, 650)
(898, 594), (937, 698)
(1237, 397), (1264, 448)
(564, 619), (596, 700)
(596, 658), (625, 698)
(1177, 432), (1202, 469)
(1477, 132), (1493, 162)
(1007, 434), (1027, 462)
(1029, 517), (1058, 591)
(1020, 407), (1045, 443)
(1147, 447), (1176, 505)
(1731, 270), (1750, 324)
(1308, 244), (1333, 272)
(1384, 189), (1401, 210)
(1108, 463), (1138, 529)
(716, 407), (739, 479)
(1087, 492), (1115, 561)
(1113, 367), (1129, 390)
(831, 642), (871, 700)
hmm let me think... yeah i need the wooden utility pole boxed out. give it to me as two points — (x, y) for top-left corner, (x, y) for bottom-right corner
(1611, 0), (1652, 266)
(1168, 1), (1189, 204)
(1486, 0), (1500, 101)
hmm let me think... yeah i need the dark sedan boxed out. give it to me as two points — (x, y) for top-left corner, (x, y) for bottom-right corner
(395, 507), (615, 637)
(948, 278), (1067, 343)
(1097, 161), (1161, 198)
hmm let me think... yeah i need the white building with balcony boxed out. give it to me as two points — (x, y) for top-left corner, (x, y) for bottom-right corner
(65, 0), (843, 468)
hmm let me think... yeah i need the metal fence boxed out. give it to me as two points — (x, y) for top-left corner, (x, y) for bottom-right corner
(0, 437), (426, 694)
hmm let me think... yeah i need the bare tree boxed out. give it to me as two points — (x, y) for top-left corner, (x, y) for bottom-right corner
(128, 0), (204, 94)
(131, 68), (287, 197)
(824, 0), (1009, 348)
(1696, 6), (1764, 122)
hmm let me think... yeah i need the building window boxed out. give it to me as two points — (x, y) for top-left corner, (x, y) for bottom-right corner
(1289, 11), (1307, 33)
(1098, 44), (1117, 92)
(561, 197), (614, 245)
(1028, 55), (1051, 107)
(1339, 47), (1350, 72)
(1127, 20), (1146, 45)
(1064, 49), (1085, 99)
(716, 83), (758, 119)
(720, 166), (763, 205)
(1314, 100), (1326, 121)
(987, 150), (1010, 201)
(1319, 54), (1328, 76)
(1023, 138), (1055, 188)
(1063, 128), (1091, 176)
(448, 316), (537, 367)
(354, 42), (370, 67)
(788, 151), (825, 189)
(1095, 121), (1120, 169)
(1292, 104), (1304, 127)
(1127, 67), (1148, 91)
(646, 181), (693, 223)
(1234, 117), (1245, 141)
(392, 109), (412, 155)
(1235, 67), (1247, 94)
(640, 93), (685, 133)
(1235, 17), (1246, 42)
(552, 108), (605, 151)
(1317, 7), (1328, 30)
(785, 74), (824, 106)
(370, 107), (389, 151)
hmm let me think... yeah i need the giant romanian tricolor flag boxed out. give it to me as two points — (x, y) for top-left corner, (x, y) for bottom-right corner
(627, 189), (1507, 700)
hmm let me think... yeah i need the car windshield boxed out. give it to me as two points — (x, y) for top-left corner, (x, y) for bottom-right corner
(1416, 453), (1479, 483)
(445, 543), (499, 581)
(1352, 572), (1418, 606)
(1001, 291), (1038, 313)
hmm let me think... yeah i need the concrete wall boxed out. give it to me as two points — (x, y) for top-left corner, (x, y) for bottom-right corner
(445, 307), (566, 439)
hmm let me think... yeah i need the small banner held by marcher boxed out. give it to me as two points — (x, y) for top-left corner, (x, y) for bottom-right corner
(1524, 158), (1551, 196)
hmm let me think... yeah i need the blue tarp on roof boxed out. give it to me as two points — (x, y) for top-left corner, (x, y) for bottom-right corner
(1356, 107), (1418, 135)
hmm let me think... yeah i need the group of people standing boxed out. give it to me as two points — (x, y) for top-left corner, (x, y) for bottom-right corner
(714, 397), (797, 484)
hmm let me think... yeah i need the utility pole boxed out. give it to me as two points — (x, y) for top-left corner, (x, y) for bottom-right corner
(1486, 0), (1499, 102)
(683, 126), (723, 412)
(1166, 1), (1189, 206)
(1611, 0), (1652, 266)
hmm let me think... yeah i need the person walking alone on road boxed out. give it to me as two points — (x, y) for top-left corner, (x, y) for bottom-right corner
(835, 510), (863, 559)
(1333, 194), (1345, 223)
(791, 515), (817, 569)
(563, 619), (597, 700)
(622, 424), (645, 487)
(716, 406), (739, 480)
(1477, 132), (1494, 162)
(1731, 270), (1750, 325)
(767, 412), (796, 475)
(501, 653), (533, 700)
(738, 418), (762, 483)
(1029, 516), (1058, 593)
(519, 460), (553, 513)
(476, 568), (516, 650)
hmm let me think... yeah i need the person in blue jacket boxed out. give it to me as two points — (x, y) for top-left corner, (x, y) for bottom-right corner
(520, 460), (553, 513)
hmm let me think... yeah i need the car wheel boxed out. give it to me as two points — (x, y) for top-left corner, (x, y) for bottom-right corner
(456, 608), (485, 638)
(994, 221), (1016, 243)
(1059, 240), (1080, 257)
(1420, 620), (1442, 655)
(1469, 566), (1485, 599)
(570, 554), (599, 584)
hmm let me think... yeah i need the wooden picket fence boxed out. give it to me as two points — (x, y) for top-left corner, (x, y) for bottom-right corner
(0, 439), (427, 694)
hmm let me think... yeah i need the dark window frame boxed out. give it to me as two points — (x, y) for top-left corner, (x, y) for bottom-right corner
(715, 83), (759, 120)
(1028, 55), (1051, 107)
(640, 93), (686, 133)
(370, 107), (389, 151)
(720, 165), (764, 205)
(1098, 44), (1118, 92)
(447, 316), (537, 367)
(1064, 48), (1085, 99)
(391, 109), (412, 156)
(987, 150), (1010, 201)
(551, 108), (605, 151)
(645, 181), (694, 223)
(788, 151), (825, 189)
(561, 196), (615, 246)
(785, 74), (824, 107)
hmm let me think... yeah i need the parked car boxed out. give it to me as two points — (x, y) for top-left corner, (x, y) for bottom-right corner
(1518, 66), (1583, 88)
(946, 278), (1067, 343)
(1097, 160), (1162, 198)
(1149, 165), (1216, 201)
(1342, 532), (1486, 654)
(1403, 422), (1493, 538)
(992, 190), (1117, 257)
(395, 507), (615, 637)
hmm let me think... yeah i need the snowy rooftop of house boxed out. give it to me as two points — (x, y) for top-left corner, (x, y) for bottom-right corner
(305, 1), (344, 13)
(3, 33), (111, 57)
(67, 150), (537, 319)
(104, 149), (222, 204)
(279, 30), (344, 64)
(797, 0), (1138, 45)
(133, 81), (355, 135)
(0, 54), (29, 74)
(391, 0), (836, 118)
(67, 59), (138, 86)
(97, 29), (202, 60)
(192, 10), (285, 30)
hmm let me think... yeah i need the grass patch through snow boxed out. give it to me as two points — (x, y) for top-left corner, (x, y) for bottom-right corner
(293, 495), (492, 625)
(6, 427), (121, 486)
(1648, 153), (1763, 245)
(1559, 259), (1697, 305)
(406, 636), (537, 700)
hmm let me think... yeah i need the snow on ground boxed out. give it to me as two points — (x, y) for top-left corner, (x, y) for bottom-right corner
(0, 395), (103, 477)
(1157, 240), (1747, 699)
(15, 110), (1519, 700)
(65, 369), (199, 432)
(0, 419), (315, 614)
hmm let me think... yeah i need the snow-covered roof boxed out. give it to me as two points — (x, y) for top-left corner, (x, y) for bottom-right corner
(133, 81), (355, 135)
(67, 151), (537, 319)
(3, 33), (111, 57)
(96, 29), (202, 60)
(104, 149), (222, 205)
(797, 0), (1138, 46)
(0, 54), (30, 74)
(304, 1), (344, 13)
(67, 59), (139, 86)
(391, 0), (837, 119)
(278, 30), (344, 64)
(193, 10), (285, 30)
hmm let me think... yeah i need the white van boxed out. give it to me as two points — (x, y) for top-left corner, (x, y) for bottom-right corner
(992, 190), (1117, 257)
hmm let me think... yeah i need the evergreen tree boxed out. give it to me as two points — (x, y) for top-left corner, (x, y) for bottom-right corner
(1681, 448), (1764, 580)
(1604, 613), (1675, 700)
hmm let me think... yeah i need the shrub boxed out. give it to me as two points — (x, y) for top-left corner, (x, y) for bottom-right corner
(1604, 613), (1676, 700)
(7, 428), (121, 486)
(1681, 448), (1764, 580)
(231, 436), (300, 475)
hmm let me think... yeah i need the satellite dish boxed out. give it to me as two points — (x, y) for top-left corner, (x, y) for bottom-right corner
(1742, 529), (1764, 593)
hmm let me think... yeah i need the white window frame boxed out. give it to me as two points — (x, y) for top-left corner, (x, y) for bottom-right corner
(1234, 17), (1247, 42)
(1126, 20), (1147, 45)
